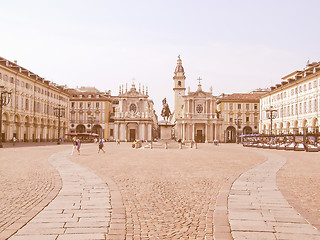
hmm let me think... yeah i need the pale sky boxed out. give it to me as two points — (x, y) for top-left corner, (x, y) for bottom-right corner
(1, 0), (319, 115)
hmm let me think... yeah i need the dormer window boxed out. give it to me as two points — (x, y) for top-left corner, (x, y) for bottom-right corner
(178, 81), (181, 87)
(96, 95), (100, 98)
(79, 95), (83, 98)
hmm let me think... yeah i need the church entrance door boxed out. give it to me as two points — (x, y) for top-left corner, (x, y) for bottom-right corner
(195, 130), (204, 143)
(129, 129), (136, 142)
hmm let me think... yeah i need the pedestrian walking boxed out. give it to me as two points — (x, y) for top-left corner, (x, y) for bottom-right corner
(12, 137), (17, 147)
(71, 136), (77, 155)
(98, 138), (105, 153)
(76, 137), (81, 155)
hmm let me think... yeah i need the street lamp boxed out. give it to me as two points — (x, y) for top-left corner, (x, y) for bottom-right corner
(88, 113), (96, 134)
(0, 86), (12, 148)
(266, 106), (277, 135)
(54, 104), (65, 145)
(234, 117), (242, 144)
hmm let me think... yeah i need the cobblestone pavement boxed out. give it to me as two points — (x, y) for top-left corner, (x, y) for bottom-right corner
(9, 149), (111, 240)
(0, 145), (65, 239)
(228, 150), (320, 240)
(276, 150), (320, 231)
(1, 143), (320, 240)
(69, 143), (265, 239)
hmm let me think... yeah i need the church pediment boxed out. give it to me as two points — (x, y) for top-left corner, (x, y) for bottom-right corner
(188, 90), (211, 98)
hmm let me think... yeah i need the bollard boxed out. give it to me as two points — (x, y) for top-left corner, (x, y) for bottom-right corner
(179, 141), (182, 149)
(195, 142), (198, 149)
(165, 142), (168, 149)
(150, 141), (153, 149)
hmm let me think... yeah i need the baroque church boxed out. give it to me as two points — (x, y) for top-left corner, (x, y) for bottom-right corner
(173, 56), (223, 142)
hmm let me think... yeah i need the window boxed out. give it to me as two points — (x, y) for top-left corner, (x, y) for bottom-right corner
(229, 103), (233, 110)
(304, 84), (307, 91)
(304, 102), (307, 114)
(196, 104), (203, 113)
(299, 103), (302, 114)
(71, 102), (75, 108)
(178, 81), (181, 87)
(314, 99), (318, 112)
(238, 104), (241, 110)
(229, 117), (233, 122)
(96, 102), (99, 108)
(308, 82), (311, 90)
(88, 102), (91, 108)
(246, 116), (249, 122)
(129, 103), (137, 113)
(309, 100), (312, 113)
(254, 104), (258, 110)
(295, 104), (297, 115)
(25, 99), (29, 110)
(71, 113), (75, 121)
(246, 104), (249, 110)
(79, 102), (83, 108)
(10, 77), (14, 83)
(95, 112), (100, 120)
(0, 73), (1, 79)
(254, 116), (258, 123)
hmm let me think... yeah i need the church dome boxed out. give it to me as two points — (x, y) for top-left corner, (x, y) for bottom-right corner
(175, 55), (184, 73)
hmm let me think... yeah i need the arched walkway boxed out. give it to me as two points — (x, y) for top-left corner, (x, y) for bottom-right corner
(243, 126), (252, 135)
(76, 124), (86, 133)
(226, 126), (236, 143)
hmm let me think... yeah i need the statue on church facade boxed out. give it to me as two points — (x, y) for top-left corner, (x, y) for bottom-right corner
(161, 98), (171, 122)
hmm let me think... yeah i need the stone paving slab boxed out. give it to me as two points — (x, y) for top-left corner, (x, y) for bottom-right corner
(8, 150), (111, 240)
(228, 150), (320, 240)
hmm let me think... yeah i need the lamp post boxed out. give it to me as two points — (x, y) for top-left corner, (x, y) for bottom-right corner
(54, 104), (65, 145)
(266, 106), (277, 135)
(0, 86), (12, 148)
(88, 113), (96, 134)
(234, 117), (242, 144)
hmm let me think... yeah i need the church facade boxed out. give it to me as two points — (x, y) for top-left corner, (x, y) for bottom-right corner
(109, 83), (156, 142)
(173, 56), (223, 142)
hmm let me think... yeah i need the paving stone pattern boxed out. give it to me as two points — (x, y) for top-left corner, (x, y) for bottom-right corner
(0, 147), (61, 240)
(228, 151), (320, 240)
(9, 150), (111, 240)
(69, 143), (265, 240)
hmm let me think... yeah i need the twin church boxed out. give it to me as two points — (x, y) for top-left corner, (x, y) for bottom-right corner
(172, 56), (223, 142)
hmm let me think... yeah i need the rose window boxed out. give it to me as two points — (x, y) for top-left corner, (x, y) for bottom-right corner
(129, 104), (137, 113)
(196, 104), (203, 113)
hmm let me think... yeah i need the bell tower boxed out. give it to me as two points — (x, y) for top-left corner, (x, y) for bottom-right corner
(173, 55), (186, 120)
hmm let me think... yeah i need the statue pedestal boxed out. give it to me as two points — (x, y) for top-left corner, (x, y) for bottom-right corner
(158, 121), (174, 140)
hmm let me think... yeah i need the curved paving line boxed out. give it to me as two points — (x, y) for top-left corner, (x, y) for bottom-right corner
(228, 150), (320, 240)
(0, 154), (62, 240)
(8, 150), (114, 240)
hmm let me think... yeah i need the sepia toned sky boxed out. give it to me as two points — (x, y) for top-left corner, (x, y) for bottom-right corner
(1, 0), (319, 115)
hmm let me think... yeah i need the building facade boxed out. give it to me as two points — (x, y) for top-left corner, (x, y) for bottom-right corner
(260, 61), (320, 134)
(173, 57), (223, 142)
(0, 57), (69, 142)
(109, 83), (155, 141)
(217, 91), (264, 142)
(67, 87), (111, 138)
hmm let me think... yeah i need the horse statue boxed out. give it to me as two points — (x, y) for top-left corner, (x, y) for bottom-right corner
(161, 98), (171, 122)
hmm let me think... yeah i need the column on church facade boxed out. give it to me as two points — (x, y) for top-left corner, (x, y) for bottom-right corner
(119, 123), (125, 140)
(114, 123), (119, 140)
(192, 124), (195, 142)
(147, 124), (152, 141)
(205, 123), (208, 143)
(182, 123), (185, 141)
